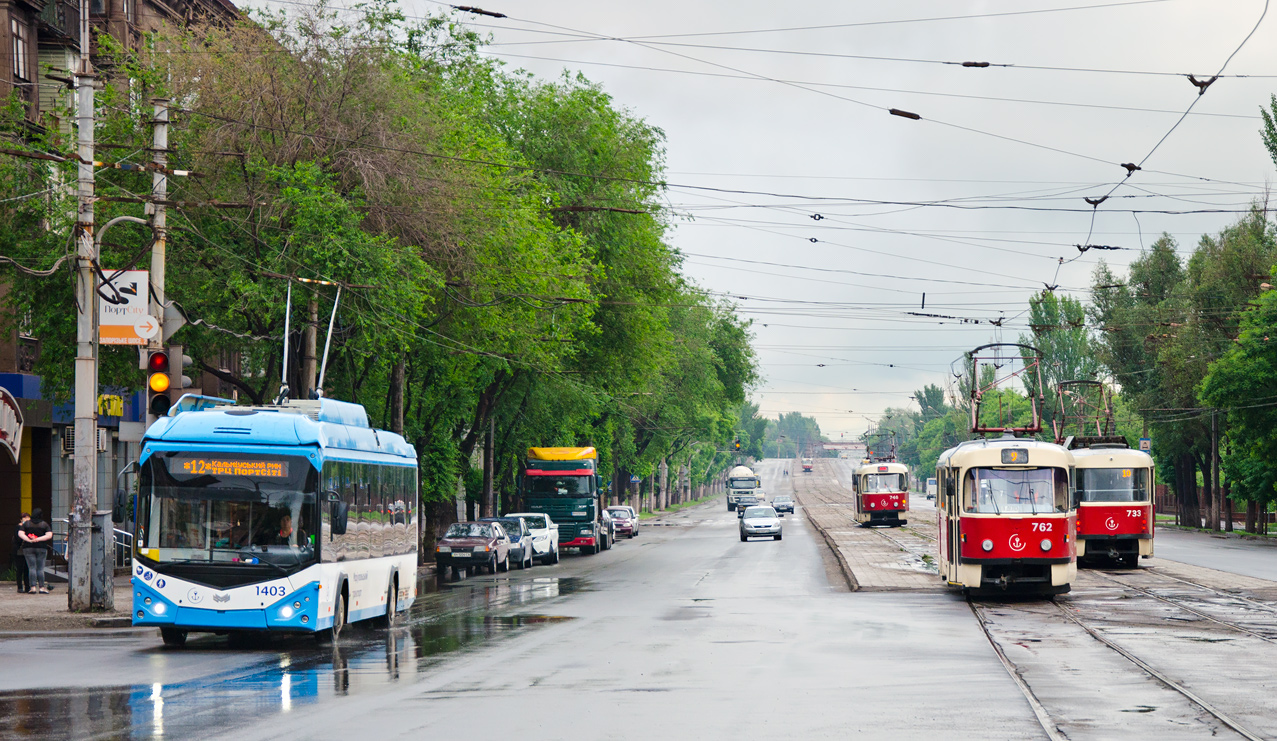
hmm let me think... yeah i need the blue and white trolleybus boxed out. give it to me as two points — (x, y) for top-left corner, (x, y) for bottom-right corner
(130, 396), (418, 646)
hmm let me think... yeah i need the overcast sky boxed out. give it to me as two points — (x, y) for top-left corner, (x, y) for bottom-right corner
(272, 0), (1277, 440)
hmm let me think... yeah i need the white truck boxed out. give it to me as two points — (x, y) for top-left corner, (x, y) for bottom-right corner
(725, 465), (761, 511)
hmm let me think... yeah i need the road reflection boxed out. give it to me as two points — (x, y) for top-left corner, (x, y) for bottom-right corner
(0, 574), (583, 740)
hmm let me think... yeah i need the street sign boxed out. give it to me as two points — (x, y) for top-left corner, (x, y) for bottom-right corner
(1139, 437), (1151, 452)
(0, 387), (24, 463)
(99, 270), (154, 345)
(629, 474), (641, 484)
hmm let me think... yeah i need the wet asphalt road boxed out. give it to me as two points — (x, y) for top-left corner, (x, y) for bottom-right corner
(0, 459), (1044, 741)
(1153, 526), (1277, 581)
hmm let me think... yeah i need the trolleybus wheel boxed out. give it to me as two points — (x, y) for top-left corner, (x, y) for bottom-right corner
(381, 580), (398, 628)
(318, 590), (346, 643)
(160, 627), (187, 647)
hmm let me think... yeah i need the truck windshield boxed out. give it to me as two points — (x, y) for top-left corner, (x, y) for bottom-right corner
(1077, 468), (1150, 502)
(526, 476), (592, 496)
(728, 478), (757, 490)
(862, 474), (907, 493)
(137, 452), (318, 567)
(964, 467), (1068, 514)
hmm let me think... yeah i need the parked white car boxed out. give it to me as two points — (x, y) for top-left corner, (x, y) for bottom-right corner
(505, 512), (560, 565)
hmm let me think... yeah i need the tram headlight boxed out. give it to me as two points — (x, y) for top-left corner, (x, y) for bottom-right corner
(981, 539), (994, 552)
(1040, 538), (1052, 552)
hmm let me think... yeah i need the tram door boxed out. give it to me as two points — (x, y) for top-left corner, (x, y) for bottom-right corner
(943, 468), (959, 583)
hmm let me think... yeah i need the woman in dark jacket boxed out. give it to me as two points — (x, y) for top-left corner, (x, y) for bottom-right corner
(19, 509), (53, 594)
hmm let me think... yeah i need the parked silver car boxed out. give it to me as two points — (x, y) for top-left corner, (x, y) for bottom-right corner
(739, 506), (782, 541)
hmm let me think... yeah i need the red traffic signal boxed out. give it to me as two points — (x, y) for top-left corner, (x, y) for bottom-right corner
(147, 351), (169, 374)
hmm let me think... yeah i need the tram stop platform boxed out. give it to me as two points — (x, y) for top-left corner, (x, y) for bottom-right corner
(791, 459), (943, 592)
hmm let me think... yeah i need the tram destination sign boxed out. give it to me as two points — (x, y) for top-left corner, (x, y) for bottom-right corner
(1001, 448), (1028, 464)
(173, 456), (289, 478)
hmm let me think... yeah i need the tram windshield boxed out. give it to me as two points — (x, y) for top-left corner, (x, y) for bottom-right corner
(137, 452), (318, 567)
(964, 467), (1069, 514)
(862, 473), (907, 493)
(1076, 467), (1150, 502)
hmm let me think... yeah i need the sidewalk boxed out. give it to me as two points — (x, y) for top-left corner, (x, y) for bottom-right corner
(792, 460), (941, 591)
(0, 574), (135, 632)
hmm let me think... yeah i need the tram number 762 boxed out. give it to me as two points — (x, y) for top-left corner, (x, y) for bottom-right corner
(1031, 522), (1053, 532)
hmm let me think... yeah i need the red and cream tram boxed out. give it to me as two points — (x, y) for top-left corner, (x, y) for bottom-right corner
(936, 438), (1077, 595)
(1072, 446), (1154, 567)
(852, 461), (909, 527)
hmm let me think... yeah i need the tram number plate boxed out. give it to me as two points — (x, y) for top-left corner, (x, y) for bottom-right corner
(256, 585), (288, 597)
(1031, 522), (1053, 532)
(1126, 509), (1143, 517)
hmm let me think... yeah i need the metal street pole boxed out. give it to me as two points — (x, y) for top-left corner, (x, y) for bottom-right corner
(69, 0), (97, 611)
(146, 99), (168, 427)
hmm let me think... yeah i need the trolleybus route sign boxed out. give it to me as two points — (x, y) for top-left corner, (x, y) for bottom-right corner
(174, 456), (289, 478)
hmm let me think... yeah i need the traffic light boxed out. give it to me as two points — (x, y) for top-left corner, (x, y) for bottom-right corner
(146, 345), (193, 418)
(734, 439), (741, 451)
(147, 349), (171, 417)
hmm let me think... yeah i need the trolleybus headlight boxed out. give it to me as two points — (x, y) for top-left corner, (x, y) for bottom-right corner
(1040, 539), (1052, 552)
(137, 611), (144, 619)
(152, 603), (167, 615)
(981, 539), (994, 552)
(294, 601), (302, 610)
(279, 605), (295, 619)
(144, 597), (152, 605)
(301, 615), (308, 624)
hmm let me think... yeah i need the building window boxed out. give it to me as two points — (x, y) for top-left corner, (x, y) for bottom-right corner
(11, 19), (29, 82)
(90, 0), (105, 16)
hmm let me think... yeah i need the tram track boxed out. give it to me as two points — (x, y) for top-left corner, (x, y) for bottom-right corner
(1086, 569), (1277, 644)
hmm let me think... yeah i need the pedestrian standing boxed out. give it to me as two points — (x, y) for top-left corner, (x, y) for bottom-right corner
(11, 513), (30, 593)
(20, 508), (53, 594)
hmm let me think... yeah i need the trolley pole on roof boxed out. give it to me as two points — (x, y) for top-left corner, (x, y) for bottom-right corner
(68, 0), (98, 612)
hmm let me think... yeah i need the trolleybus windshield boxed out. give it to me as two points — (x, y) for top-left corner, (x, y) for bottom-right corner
(862, 473), (907, 493)
(525, 476), (592, 496)
(1076, 467), (1150, 502)
(137, 451), (318, 567)
(964, 467), (1068, 514)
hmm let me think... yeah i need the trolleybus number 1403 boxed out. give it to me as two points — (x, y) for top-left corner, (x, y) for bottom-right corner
(255, 585), (288, 597)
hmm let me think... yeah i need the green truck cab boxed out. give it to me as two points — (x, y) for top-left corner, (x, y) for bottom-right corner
(522, 447), (608, 555)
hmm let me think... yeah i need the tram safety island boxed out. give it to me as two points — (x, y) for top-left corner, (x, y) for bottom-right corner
(130, 397), (419, 646)
(936, 438), (1077, 596)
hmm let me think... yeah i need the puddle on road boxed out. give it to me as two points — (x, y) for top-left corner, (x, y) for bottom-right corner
(0, 575), (583, 741)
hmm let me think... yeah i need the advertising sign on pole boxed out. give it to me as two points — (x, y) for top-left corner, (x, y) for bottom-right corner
(99, 270), (157, 345)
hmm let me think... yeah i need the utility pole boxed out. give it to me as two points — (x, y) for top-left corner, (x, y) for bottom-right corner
(68, 0), (97, 612)
(482, 419), (494, 517)
(145, 99), (168, 428)
(300, 291), (318, 399)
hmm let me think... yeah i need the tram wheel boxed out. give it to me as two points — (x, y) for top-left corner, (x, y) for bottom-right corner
(160, 627), (187, 647)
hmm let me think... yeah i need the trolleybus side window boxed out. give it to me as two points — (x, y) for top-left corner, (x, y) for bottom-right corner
(1076, 467), (1150, 503)
(963, 467), (1069, 514)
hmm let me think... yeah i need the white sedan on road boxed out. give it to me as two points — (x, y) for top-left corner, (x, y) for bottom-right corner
(506, 512), (560, 565)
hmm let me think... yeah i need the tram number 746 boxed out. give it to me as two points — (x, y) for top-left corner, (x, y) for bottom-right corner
(1031, 522), (1054, 532)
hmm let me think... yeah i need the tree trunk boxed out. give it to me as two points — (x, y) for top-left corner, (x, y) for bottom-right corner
(482, 418), (494, 518)
(300, 292), (318, 399)
(1176, 454), (1200, 528)
(1246, 499), (1258, 533)
(1210, 412), (1220, 531)
(389, 356), (405, 435)
(659, 459), (668, 510)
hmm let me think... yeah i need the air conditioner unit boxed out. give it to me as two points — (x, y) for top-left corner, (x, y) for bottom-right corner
(97, 428), (110, 453)
(61, 427), (73, 456)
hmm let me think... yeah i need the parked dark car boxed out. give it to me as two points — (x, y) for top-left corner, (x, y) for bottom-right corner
(481, 516), (536, 569)
(435, 522), (510, 580)
(607, 506), (639, 538)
